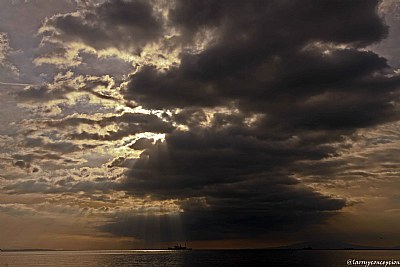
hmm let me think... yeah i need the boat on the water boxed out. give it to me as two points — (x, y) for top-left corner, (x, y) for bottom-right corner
(168, 244), (192, 250)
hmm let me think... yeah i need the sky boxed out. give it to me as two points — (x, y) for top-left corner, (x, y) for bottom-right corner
(1, 0), (400, 250)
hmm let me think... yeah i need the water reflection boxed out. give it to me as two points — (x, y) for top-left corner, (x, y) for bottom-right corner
(1, 250), (400, 267)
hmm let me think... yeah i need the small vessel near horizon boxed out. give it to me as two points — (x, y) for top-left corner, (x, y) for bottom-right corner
(168, 243), (192, 250)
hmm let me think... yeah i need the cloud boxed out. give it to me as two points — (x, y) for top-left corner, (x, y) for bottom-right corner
(294, 121), (400, 188)
(16, 72), (118, 104)
(5, 0), (400, 245)
(372, 0), (400, 69)
(45, 112), (174, 141)
(105, 121), (345, 240)
(23, 137), (82, 154)
(129, 137), (154, 150)
(172, 0), (386, 45)
(123, 0), (398, 132)
(101, 0), (400, 242)
(0, 32), (19, 76)
(102, 186), (345, 241)
(40, 0), (164, 54)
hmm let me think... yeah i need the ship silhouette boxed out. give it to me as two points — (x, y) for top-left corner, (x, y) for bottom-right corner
(168, 243), (192, 250)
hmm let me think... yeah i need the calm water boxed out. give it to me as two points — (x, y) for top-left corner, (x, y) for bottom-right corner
(1, 250), (400, 267)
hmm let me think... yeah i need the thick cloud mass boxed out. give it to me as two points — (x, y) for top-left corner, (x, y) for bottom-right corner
(97, 0), (400, 242)
(111, 125), (346, 240)
(126, 0), (390, 111)
(9, 0), (400, 245)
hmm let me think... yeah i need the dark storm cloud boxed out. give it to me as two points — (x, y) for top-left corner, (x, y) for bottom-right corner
(111, 120), (346, 240)
(125, 125), (338, 199)
(125, 49), (400, 131)
(41, 0), (163, 52)
(170, 0), (386, 46)
(102, 184), (345, 241)
(99, 0), (400, 242)
(125, 0), (391, 111)
(25, 0), (400, 243)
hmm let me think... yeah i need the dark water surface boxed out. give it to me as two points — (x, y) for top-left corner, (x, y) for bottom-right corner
(1, 249), (400, 267)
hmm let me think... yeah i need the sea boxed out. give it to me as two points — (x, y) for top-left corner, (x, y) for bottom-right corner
(1, 249), (400, 267)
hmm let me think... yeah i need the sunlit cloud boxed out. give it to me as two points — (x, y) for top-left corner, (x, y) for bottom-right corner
(0, 32), (19, 77)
